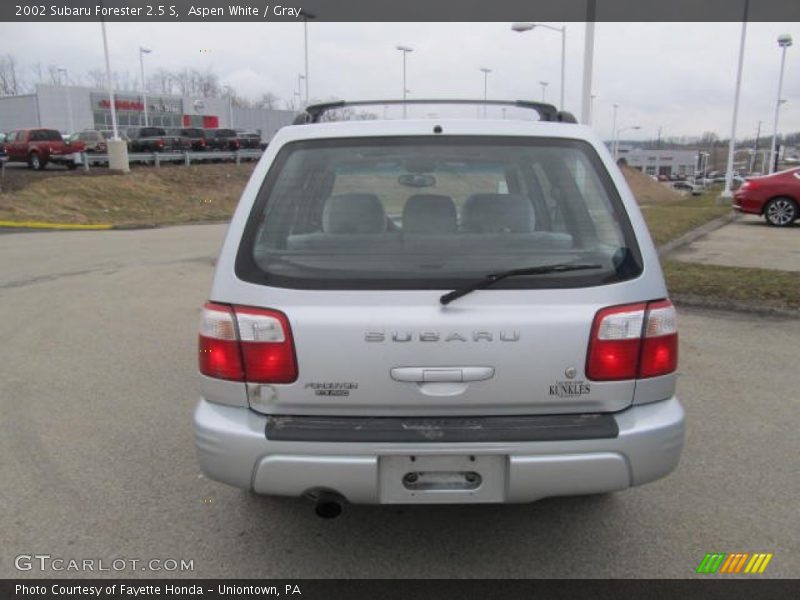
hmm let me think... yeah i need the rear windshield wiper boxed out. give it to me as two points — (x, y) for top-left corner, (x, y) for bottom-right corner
(440, 263), (603, 305)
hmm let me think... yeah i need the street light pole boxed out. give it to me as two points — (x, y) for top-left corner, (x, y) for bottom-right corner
(540, 81), (548, 102)
(57, 67), (73, 133)
(396, 45), (413, 119)
(615, 124), (641, 162)
(511, 22), (566, 110)
(721, 12), (748, 201)
(769, 34), (793, 174)
(611, 103), (618, 160)
(100, 18), (119, 141)
(750, 120), (762, 173)
(301, 11), (315, 103)
(297, 74), (305, 107)
(480, 67), (492, 117)
(223, 85), (234, 128)
(139, 46), (152, 127)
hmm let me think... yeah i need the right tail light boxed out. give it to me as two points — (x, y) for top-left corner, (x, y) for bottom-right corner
(586, 300), (678, 381)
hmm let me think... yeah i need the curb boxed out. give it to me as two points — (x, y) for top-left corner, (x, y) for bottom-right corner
(672, 293), (800, 320)
(657, 211), (740, 256)
(0, 220), (113, 231)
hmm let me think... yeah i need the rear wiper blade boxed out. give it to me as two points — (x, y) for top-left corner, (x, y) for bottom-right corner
(439, 264), (603, 305)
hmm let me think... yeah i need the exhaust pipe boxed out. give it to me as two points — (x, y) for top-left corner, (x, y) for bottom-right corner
(314, 491), (344, 519)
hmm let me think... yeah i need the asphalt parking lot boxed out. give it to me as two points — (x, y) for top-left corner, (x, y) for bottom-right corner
(1, 224), (798, 579)
(672, 215), (800, 271)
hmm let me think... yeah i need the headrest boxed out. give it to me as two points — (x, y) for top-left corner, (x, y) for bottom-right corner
(402, 194), (457, 234)
(462, 193), (535, 233)
(322, 193), (387, 234)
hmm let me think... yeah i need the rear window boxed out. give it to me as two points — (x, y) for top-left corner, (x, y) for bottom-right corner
(32, 129), (62, 141)
(181, 128), (205, 137)
(215, 129), (236, 137)
(236, 136), (642, 290)
(141, 127), (166, 137)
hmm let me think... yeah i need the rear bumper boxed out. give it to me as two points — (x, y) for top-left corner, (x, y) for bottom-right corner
(732, 193), (762, 215)
(193, 396), (685, 504)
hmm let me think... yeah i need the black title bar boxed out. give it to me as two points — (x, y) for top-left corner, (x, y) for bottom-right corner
(3, 579), (800, 600)
(3, 0), (800, 22)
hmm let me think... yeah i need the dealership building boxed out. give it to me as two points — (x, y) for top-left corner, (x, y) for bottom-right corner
(0, 84), (295, 138)
(615, 145), (699, 178)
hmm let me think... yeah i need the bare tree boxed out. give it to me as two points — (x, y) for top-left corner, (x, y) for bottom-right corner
(0, 54), (21, 95)
(255, 92), (280, 110)
(86, 69), (106, 88)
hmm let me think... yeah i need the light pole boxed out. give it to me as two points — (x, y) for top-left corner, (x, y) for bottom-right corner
(769, 34), (792, 174)
(614, 125), (641, 162)
(139, 46), (152, 127)
(396, 45), (413, 119)
(720, 15), (748, 201)
(301, 11), (315, 103)
(480, 67), (492, 117)
(511, 22), (566, 111)
(297, 74), (306, 106)
(589, 94), (597, 124)
(223, 85), (234, 128)
(611, 103), (618, 158)
(539, 81), (549, 102)
(57, 67), (74, 133)
(750, 120), (762, 173)
(99, 9), (128, 172)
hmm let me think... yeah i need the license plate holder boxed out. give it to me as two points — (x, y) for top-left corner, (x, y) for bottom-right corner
(379, 454), (506, 503)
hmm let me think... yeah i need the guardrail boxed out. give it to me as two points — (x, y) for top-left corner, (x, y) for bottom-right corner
(78, 149), (263, 170)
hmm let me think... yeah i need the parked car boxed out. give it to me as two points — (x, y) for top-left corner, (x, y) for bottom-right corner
(205, 128), (240, 151)
(193, 99), (684, 516)
(2, 128), (85, 170)
(172, 127), (210, 152)
(672, 181), (703, 195)
(126, 126), (179, 153)
(733, 167), (800, 227)
(99, 130), (130, 144)
(69, 130), (107, 153)
(236, 130), (262, 150)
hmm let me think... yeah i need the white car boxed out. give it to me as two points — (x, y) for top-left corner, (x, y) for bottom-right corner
(193, 99), (684, 516)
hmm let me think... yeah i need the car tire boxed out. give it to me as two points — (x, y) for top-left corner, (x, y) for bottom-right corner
(66, 162), (78, 170)
(764, 197), (798, 227)
(28, 152), (43, 170)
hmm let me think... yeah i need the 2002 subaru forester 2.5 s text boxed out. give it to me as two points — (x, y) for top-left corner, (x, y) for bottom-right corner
(193, 100), (684, 517)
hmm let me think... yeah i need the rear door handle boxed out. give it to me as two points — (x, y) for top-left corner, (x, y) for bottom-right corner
(390, 367), (494, 383)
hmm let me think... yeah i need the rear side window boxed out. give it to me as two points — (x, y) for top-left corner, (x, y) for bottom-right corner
(141, 127), (166, 137)
(236, 136), (642, 290)
(39, 129), (62, 141)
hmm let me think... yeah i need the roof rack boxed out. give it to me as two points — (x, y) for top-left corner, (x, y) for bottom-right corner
(292, 99), (578, 125)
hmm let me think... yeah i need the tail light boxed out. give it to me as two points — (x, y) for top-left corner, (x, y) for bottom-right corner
(199, 303), (298, 383)
(155, 139), (164, 150)
(586, 300), (678, 381)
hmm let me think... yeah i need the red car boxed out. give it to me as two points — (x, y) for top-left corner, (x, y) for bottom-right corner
(733, 167), (800, 227)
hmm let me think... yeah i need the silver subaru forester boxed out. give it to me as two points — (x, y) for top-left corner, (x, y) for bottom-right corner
(194, 100), (684, 516)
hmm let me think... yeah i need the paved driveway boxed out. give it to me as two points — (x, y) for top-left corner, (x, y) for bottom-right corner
(1, 225), (798, 578)
(671, 215), (800, 271)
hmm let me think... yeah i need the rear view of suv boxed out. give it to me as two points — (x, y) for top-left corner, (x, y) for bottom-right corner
(194, 100), (684, 515)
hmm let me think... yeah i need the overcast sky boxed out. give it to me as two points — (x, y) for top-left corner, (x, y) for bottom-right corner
(2, 21), (798, 141)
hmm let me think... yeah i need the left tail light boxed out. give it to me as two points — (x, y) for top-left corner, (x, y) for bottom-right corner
(199, 303), (298, 383)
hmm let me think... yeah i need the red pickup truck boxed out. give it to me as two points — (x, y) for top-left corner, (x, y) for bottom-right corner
(1, 128), (85, 170)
